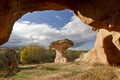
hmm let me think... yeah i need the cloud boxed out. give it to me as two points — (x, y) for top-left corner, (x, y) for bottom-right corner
(55, 15), (63, 21)
(2, 15), (96, 50)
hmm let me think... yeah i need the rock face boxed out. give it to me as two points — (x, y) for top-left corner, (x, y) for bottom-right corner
(82, 29), (120, 65)
(49, 39), (74, 63)
(0, 0), (120, 65)
(0, 0), (120, 45)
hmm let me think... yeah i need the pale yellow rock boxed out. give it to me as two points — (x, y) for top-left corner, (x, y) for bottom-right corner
(49, 39), (74, 63)
(82, 29), (120, 65)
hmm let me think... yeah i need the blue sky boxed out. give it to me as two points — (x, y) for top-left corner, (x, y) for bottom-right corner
(2, 9), (96, 50)
(18, 9), (73, 29)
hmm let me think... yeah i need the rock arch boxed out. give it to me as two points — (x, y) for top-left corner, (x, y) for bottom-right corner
(0, 0), (120, 65)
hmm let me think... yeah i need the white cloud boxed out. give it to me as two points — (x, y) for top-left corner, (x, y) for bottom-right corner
(2, 15), (96, 50)
(55, 15), (63, 21)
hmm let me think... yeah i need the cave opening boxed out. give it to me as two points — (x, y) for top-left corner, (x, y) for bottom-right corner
(1, 9), (97, 50)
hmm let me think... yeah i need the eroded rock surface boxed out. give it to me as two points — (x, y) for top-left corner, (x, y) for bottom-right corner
(0, 0), (120, 45)
(82, 29), (120, 65)
(49, 39), (74, 63)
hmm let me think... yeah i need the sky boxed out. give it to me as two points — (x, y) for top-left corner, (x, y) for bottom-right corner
(2, 9), (97, 50)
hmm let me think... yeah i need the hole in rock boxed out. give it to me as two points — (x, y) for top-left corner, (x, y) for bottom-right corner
(2, 9), (97, 50)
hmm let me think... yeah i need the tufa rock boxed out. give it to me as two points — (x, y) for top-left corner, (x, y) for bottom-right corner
(49, 39), (74, 63)
(0, 0), (120, 45)
(82, 29), (120, 65)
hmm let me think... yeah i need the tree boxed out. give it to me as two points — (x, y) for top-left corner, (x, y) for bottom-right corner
(20, 43), (46, 64)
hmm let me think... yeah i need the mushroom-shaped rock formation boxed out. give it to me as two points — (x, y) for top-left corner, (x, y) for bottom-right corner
(49, 39), (74, 63)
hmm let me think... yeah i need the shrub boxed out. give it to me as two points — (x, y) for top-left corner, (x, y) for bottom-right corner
(20, 44), (56, 64)
(43, 49), (55, 63)
(20, 44), (44, 64)
(0, 48), (19, 77)
(0, 49), (19, 69)
(65, 50), (88, 62)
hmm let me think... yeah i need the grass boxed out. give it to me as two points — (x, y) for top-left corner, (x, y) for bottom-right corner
(0, 61), (120, 80)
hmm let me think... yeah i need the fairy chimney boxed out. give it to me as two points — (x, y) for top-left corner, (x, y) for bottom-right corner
(49, 39), (74, 63)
